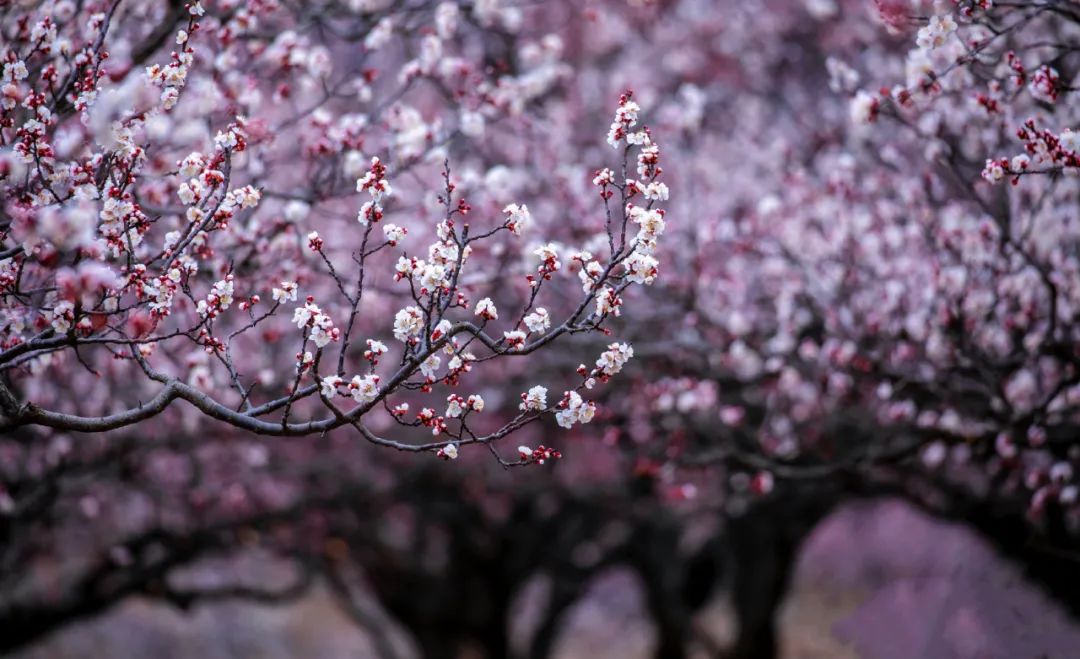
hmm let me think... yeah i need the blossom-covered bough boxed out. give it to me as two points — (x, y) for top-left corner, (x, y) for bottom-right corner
(0, 0), (668, 467)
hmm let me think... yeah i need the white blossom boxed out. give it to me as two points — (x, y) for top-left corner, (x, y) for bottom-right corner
(555, 391), (596, 428)
(916, 14), (957, 52)
(524, 308), (551, 333)
(475, 297), (498, 320)
(520, 385), (548, 411)
(502, 203), (531, 235)
(350, 374), (380, 404)
(393, 306), (424, 342)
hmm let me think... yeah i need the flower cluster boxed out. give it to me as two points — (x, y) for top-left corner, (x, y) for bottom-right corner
(554, 391), (596, 429)
(356, 157), (392, 226)
(293, 300), (339, 348)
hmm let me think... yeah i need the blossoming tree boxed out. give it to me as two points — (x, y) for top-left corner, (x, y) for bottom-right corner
(0, 1), (667, 464)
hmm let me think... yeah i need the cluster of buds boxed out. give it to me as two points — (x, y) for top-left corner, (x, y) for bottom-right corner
(1028, 65), (1060, 104)
(983, 120), (1080, 184)
(356, 156), (392, 226)
(517, 444), (562, 465)
(296, 350), (315, 374)
(145, 4), (202, 110)
(363, 339), (388, 364)
(605, 90), (641, 148)
(197, 329), (225, 354)
(417, 407), (448, 435)
(502, 203), (531, 235)
(445, 393), (484, 418)
(531, 243), (561, 282)
(592, 168), (615, 199)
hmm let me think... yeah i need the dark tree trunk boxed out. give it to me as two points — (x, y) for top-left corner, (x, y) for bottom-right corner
(723, 483), (843, 659)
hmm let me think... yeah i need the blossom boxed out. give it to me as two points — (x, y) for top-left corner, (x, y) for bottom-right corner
(981, 158), (1006, 184)
(430, 319), (453, 342)
(475, 297), (498, 320)
(364, 339), (388, 362)
(1029, 65), (1059, 103)
(178, 181), (201, 205)
(459, 110), (485, 137)
(199, 278), (235, 318)
(524, 308), (551, 333)
(435, 2), (460, 39)
(446, 394), (465, 418)
(2, 61), (28, 83)
(395, 256), (424, 280)
(214, 128), (240, 151)
(534, 243), (561, 271)
(419, 263), (447, 291)
(283, 200), (310, 222)
(293, 302), (338, 347)
(1060, 129), (1080, 153)
(520, 385), (548, 411)
(503, 330), (527, 350)
(383, 223), (407, 244)
(643, 181), (669, 201)
(595, 342), (634, 377)
(364, 16), (394, 51)
(624, 251), (659, 284)
(349, 374), (380, 404)
(178, 152), (205, 178)
(436, 443), (459, 460)
(637, 144), (660, 178)
(850, 90), (878, 125)
(555, 391), (596, 429)
(420, 353), (441, 379)
(292, 302), (316, 328)
(916, 14), (957, 51)
(393, 306), (424, 342)
(356, 157), (392, 201)
(595, 286), (622, 316)
(502, 203), (531, 235)
(50, 300), (74, 333)
(629, 206), (666, 245)
(606, 92), (641, 148)
(272, 281), (298, 303)
(310, 315), (338, 348)
(320, 375), (343, 398)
